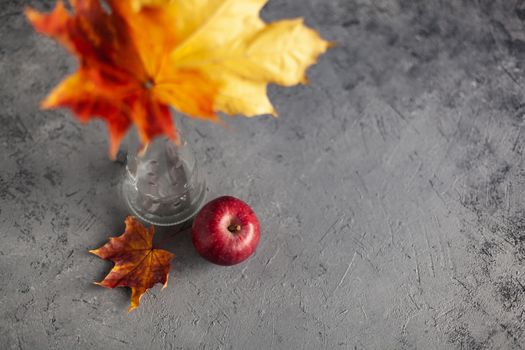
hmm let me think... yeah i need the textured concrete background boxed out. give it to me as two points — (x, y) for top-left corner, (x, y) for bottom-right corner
(3, 0), (525, 349)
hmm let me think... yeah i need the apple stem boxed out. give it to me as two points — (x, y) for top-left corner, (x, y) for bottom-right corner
(228, 224), (241, 233)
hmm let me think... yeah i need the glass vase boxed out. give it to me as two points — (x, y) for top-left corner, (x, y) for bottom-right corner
(121, 134), (206, 226)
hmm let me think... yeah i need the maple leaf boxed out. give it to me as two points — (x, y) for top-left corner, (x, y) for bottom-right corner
(90, 216), (175, 311)
(26, 0), (330, 157)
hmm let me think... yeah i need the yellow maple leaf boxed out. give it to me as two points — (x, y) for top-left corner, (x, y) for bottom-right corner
(27, 0), (330, 156)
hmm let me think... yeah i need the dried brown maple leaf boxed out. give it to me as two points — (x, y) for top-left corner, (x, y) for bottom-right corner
(90, 216), (175, 311)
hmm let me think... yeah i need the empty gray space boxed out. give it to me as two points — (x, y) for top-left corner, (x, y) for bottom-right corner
(2, 0), (525, 348)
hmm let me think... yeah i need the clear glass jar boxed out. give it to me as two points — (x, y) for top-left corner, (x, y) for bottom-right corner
(121, 135), (206, 226)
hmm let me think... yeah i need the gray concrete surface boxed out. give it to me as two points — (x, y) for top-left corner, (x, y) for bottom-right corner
(3, 0), (525, 349)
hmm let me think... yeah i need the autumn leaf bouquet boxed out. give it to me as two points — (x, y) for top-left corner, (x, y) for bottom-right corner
(27, 0), (329, 310)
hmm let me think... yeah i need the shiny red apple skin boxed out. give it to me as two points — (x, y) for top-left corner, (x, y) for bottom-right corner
(192, 196), (260, 266)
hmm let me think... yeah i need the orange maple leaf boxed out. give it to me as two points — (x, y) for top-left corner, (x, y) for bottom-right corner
(26, 0), (330, 157)
(90, 216), (175, 311)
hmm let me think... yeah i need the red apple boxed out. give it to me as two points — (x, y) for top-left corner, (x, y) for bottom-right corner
(192, 196), (260, 266)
